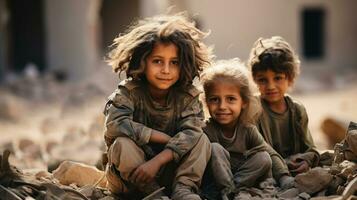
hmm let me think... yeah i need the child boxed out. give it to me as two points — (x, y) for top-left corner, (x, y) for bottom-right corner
(248, 36), (320, 175)
(201, 59), (293, 200)
(103, 13), (212, 200)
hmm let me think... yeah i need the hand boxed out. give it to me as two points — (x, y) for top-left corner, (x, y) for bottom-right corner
(129, 159), (161, 184)
(288, 160), (309, 174)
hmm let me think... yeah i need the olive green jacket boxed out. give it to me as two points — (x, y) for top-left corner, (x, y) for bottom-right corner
(103, 79), (205, 162)
(203, 119), (289, 180)
(257, 95), (320, 167)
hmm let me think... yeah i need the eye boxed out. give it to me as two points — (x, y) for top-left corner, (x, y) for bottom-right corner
(227, 96), (237, 103)
(152, 59), (162, 64)
(274, 75), (285, 81)
(256, 78), (267, 84)
(207, 97), (219, 104)
(171, 60), (179, 66)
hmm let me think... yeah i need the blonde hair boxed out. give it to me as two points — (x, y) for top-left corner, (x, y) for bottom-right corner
(248, 36), (300, 83)
(201, 59), (261, 125)
(107, 12), (213, 88)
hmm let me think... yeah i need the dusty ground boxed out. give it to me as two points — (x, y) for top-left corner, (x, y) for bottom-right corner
(295, 85), (357, 151)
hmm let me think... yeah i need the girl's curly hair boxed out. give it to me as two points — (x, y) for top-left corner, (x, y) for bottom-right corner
(248, 36), (300, 83)
(107, 13), (213, 87)
(201, 58), (261, 125)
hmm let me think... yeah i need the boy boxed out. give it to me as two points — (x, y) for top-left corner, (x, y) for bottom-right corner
(248, 36), (320, 175)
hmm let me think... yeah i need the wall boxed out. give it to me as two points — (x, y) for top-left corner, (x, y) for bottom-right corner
(183, 0), (357, 75)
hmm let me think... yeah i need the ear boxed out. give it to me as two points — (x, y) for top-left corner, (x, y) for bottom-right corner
(288, 79), (294, 87)
(242, 101), (248, 109)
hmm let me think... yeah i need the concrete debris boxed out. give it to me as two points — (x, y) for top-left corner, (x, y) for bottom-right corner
(295, 167), (334, 195)
(53, 160), (107, 188)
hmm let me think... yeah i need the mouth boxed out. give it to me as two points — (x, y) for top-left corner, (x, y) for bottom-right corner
(215, 113), (232, 118)
(157, 78), (173, 82)
(265, 92), (279, 96)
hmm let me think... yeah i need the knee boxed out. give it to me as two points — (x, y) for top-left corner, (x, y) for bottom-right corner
(255, 151), (272, 172)
(211, 143), (229, 158)
(108, 137), (136, 164)
(195, 134), (212, 156)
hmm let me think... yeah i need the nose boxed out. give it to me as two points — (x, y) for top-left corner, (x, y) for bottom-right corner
(161, 63), (170, 74)
(266, 80), (275, 90)
(218, 100), (227, 109)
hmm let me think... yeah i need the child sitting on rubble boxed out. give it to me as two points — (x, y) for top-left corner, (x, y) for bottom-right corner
(102, 13), (212, 200)
(200, 59), (294, 200)
(248, 36), (320, 176)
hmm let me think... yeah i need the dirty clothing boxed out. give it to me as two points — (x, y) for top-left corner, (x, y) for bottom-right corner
(257, 95), (320, 169)
(106, 135), (211, 195)
(103, 79), (211, 195)
(201, 119), (289, 198)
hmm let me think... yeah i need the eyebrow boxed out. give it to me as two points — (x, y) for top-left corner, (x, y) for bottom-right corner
(150, 55), (178, 59)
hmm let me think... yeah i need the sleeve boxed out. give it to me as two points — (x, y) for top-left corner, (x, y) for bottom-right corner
(244, 125), (267, 158)
(165, 96), (205, 162)
(296, 105), (320, 167)
(202, 121), (220, 143)
(103, 87), (152, 148)
(246, 126), (290, 180)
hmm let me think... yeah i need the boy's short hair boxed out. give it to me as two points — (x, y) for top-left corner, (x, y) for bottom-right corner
(248, 36), (300, 83)
(107, 13), (213, 87)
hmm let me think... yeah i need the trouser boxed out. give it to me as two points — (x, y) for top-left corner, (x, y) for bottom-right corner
(202, 143), (272, 199)
(106, 135), (211, 195)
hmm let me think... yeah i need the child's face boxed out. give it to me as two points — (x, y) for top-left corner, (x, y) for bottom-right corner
(145, 42), (180, 95)
(206, 81), (246, 129)
(254, 69), (291, 104)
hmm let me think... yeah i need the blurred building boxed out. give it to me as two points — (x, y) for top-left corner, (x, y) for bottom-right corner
(0, 0), (356, 82)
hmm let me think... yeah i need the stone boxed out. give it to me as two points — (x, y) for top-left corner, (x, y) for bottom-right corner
(344, 122), (357, 162)
(321, 117), (348, 147)
(338, 160), (357, 180)
(53, 160), (107, 187)
(298, 192), (311, 200)
(17, 138), (42, 160)
(278, 188), (300, 199)
(295, 167), (334, 195)
(320, 150), (335, 166)
(310, 195), (341, 200)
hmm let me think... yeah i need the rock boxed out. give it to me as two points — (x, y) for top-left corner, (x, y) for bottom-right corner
(344, 122), (357, 162)
(0, 141), (15, 155)
(338, 161), (357, 180)
(234, 191), (252, 200)
(341, 176), (357, 200)
(278, 188), (300, 199)
(79, 185), (106, 199)
(295, 167), (334, 195)
(320, 150), (335, 166)
(310, 195), (341, 200)
(298, 192), (311, 200)
(53, 160), (107, 187)
(45, 140), (59, 154)
(17, 138), (42, 160)
(18, 138), (35, 151)
(321, 117), (349, 147)
(327, 176), (345, 195)
(35, 170), (52, 180)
